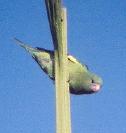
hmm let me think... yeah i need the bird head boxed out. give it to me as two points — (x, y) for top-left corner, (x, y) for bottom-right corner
(70, 69), (103, 95)
(84, 72), (103, 94)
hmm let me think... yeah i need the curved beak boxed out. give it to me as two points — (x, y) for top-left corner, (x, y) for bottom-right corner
(90, 83), (101, 92)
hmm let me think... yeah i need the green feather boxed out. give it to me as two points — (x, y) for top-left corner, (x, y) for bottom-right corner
(14, 38), (103, 95)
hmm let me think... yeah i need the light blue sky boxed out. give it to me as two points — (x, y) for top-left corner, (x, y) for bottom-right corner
(0, 0), (126, 133)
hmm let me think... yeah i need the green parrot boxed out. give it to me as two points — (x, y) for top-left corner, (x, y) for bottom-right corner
(14, 38), (103, 95)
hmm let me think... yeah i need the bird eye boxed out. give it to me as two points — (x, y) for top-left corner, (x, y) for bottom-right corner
(92, 80), (94, 83)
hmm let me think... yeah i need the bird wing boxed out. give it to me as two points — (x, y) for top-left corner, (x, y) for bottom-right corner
(68, 55), (89, 70)
(36, 47), (53, 54)
(68, 55), (79, 64)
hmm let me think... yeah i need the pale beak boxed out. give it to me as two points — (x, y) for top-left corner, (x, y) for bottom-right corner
(91, 83), (101, 92)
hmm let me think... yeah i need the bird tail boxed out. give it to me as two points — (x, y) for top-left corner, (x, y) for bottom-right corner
(14, 38), (38, 55)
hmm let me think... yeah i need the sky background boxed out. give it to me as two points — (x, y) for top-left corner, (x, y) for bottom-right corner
(0, 0), (126, 133)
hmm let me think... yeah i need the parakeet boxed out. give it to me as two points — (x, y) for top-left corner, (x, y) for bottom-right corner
(14, 38), (103, 95)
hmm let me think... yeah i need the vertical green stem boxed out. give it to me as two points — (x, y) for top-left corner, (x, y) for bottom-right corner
(55, 8), (71, 133)
(45, 1), (71, 133)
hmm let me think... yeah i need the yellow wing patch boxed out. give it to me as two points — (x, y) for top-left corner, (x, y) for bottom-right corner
(68, 55), (79, 64)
